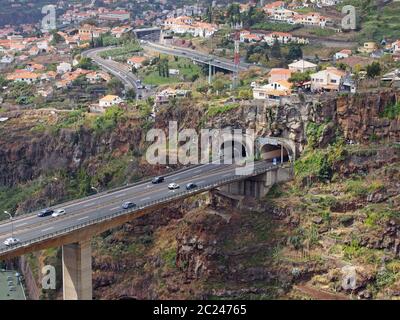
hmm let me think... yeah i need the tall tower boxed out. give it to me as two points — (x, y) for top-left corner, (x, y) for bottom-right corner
(233, 28), (240, 89)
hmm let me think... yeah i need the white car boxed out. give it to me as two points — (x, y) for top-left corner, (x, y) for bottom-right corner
(52, 209), (66, 217)
(168, 183), (180, 190)
(4, 237), (20, 246)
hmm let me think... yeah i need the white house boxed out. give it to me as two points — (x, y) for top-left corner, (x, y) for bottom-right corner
(310, 67), (346, 91)
(253, 80), (292, 100)
(335, 49), (352, 60)
(57, 62), (72, 74)
(127, 56), (146, 69)
(288, 60), (317, 73)
(0, 55), (14, 64)
(99, 95), (123, 108)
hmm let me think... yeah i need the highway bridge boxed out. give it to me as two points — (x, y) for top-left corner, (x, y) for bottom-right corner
(0, 131), (293, 299)
(142, 42), (261, 73)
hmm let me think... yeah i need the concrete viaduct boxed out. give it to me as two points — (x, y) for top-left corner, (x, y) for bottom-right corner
(0, 136), (295, 300)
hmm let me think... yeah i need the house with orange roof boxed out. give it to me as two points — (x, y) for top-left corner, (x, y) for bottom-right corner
(335, 49), (352, 60)
(240, 31), (262, 43)
(293, 12), (329, 28)
(7, 70), (39, 84)
(25, 63), (45, 72)
(264, 32), (293, 45)
(310, 67), (346, 91)
(268, 68), (293, 83)
(127, 56), (147, 69)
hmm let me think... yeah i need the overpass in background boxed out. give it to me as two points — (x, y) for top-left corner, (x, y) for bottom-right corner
(142, 42), (263, 73)
(0, 136), (295, 300)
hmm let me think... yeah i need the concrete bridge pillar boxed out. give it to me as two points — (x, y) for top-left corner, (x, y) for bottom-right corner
(221, 166), (293, 199)
(62, 240), (92, 300)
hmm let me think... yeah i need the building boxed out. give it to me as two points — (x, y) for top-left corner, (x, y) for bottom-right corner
(78, 24), (110, 41)
(358, 42), (378, 54)
(288, 59), (317, 73)
(268, 68), (293, 83)
(57, 62), (72, 74)
(0, 55), (14, 64)
(335, 49), (352, 60)
(127, 56), (147, 69)
(310, 67), (346, 91)
(6, 70), (39, 84)
(155, 88), (191, 105)
(253, 80), (292, 100)
(99, 95), (123, 108)
(98, 10), (131, 21)
(164, 16), (218, 38)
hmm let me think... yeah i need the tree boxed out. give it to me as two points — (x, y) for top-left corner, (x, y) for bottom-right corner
(107, 78), (124, 95)
(366, 62), (381, 78)
(77, 57), (97, 70)
(270, 39), (281, 59)
(287, 45), (303, 61)
(126, 88), (136, 101)
(289, 72), (311, 86)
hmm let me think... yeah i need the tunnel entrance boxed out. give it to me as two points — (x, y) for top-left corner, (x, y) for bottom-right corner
(260, 144), (289, 163)
(220, 140), (247, 164)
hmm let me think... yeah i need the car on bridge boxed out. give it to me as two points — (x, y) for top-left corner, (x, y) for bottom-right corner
(168, 183), (180, 190)
(122, 202), (136, 210)
(52, 209), (66, 217)
(152, 176), (165, 184)
(37, 209), (54, 218)
(186, 183), (197, 190)
(3, 237), (20, 246)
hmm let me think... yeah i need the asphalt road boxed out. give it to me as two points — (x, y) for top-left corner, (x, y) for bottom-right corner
(83, 47), (154, 100)
(0, 161), (279, 253)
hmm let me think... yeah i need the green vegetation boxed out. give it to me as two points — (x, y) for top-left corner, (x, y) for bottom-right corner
(344, 179), (383, 198)
(141, 55), (202, 85)
(251, 22), (300, 32)
(99, 41), (142, 60)
(295, 122), (345, 183)
(92, 106), (125, 134)
(308, 28), (335, 37)
(380, 101), (400, 120)
(207, 103), (240, 117)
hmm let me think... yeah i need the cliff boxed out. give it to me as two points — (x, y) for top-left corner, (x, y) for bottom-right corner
(0, 89), (399, 299)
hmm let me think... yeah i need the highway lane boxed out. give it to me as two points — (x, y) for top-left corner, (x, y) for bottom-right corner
(0, 161), (277, 251)
(83, 47), (154, 100)
(0, 162), (227, 234)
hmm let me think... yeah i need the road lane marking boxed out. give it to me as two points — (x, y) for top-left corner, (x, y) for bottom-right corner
(140, 197), (151, 201)
(110, 207), (120, 211)
(197, 180), (206, 184)
(77, 216), (89, 221)
(83, 202), (95, 207)
(41, 227), (54, 232)
(15, 223), (28, 227)
(115, 193), (126, 198)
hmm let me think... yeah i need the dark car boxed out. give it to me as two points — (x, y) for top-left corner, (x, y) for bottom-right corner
(37, 208), (54, 218)
(152, 176), (165, 184)
(122, 202), (136, 210)
(186, 183), (197, 190)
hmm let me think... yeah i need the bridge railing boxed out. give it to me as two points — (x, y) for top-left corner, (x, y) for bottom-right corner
(0, 163), (292, 256)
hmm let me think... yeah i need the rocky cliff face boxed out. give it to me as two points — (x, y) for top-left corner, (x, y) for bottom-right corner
(1, 89), (399, 300)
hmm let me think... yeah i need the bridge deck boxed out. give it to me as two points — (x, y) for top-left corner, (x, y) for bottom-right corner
(0, 161), (291, 259)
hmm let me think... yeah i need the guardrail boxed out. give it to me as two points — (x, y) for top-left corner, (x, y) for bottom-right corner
(0, 163), (292, 256)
